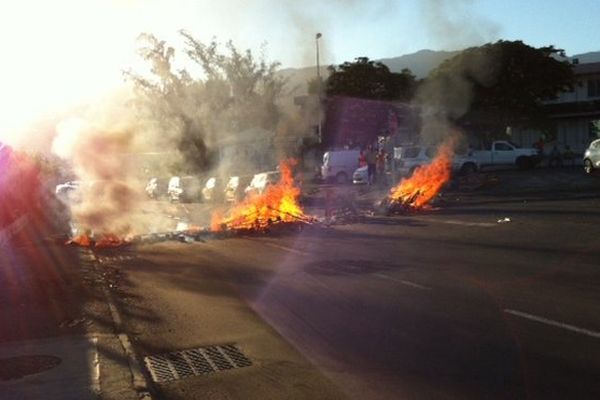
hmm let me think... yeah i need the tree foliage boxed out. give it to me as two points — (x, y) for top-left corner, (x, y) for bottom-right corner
(421, 40), (575, 136)
(325, 57), (416, 101)
(124, 32), (285, 173)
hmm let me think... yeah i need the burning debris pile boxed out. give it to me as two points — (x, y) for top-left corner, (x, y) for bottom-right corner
(67, 232), (131, 248)
(211, 159), (317, 232)
(66, 159), (318, 248)
(383, 141), (453, 214)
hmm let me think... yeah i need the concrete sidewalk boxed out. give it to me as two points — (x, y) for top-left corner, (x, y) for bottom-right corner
(0, 335), (99, 400)
(0, 213), (140, 399)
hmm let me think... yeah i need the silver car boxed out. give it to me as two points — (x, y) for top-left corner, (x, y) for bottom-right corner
(583, 139), (600, 174)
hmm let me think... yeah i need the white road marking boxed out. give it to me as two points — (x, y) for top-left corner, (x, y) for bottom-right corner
(260, 241), (311, 256)
(258, 242), (432, 290)
(373, 273), (432, 290)
(410, 217), (497, 227)
(83, 249), (154, 398)
(91, 337), (100, 396)
(504, 309), (600, 339)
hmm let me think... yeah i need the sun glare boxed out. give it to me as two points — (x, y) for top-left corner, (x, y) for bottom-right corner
(0, 1), (152, 146)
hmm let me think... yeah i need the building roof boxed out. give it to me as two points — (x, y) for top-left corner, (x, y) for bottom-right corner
(574, 62), (600, 76)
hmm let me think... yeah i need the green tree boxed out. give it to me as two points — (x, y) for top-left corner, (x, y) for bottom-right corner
(325, 57), (416, 101)
(124, 33), (209, 173)
(421, 40), (575, 136)
(124, 32), (285, 173)
(180, 31), (285, 133)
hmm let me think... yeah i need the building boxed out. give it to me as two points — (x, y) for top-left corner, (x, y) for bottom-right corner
(512, 61), (600, 154)
(322, 96), (418, 148)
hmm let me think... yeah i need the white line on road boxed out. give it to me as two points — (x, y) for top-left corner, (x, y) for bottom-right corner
(504, 309), (600, 339)
(410, 217), (497, 227)
(86, 250), (154, 398)
(373, 273), (432, 290)
(259, 241), (311, 256)
(258, 242), (432, 290)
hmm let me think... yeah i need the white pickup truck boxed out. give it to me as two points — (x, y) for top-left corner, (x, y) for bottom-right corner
(471, 141), (540, 170)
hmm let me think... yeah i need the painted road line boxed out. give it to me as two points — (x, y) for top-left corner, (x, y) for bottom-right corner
(504, 309), (600, 339)
(410, 217), (497, 227)
(85, 250), (154, 398)
(373, 273), (432, 290)
(260, 241), (311, 256)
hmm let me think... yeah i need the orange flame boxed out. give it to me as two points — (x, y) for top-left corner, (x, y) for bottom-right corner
(389, 141), (454, 209)
(211, 159), (310, 231)
(67, 233), (129, 248)
(67, 234), (92, 247)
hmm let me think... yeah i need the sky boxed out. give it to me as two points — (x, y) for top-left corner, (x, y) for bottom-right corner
(0, 0), (599, 146)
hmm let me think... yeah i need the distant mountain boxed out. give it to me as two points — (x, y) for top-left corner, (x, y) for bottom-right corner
(278, 49), (458, 99)
(278, 48), (600, 100)
(378, 49), (460, 78)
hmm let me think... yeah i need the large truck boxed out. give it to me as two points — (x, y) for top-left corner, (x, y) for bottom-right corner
(471, 140), (540, 170)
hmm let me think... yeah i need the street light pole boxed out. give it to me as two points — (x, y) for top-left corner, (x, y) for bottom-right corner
(316, 32), (322, 143)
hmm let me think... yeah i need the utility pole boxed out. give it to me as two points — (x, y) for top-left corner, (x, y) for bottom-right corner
(316, 32), (322, 143)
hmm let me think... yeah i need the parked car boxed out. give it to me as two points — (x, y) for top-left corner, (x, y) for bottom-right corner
(352, 165), (369, 184)
(201, 176), (225, 203)
(390, 145), (480, 178)
(167, 176), (203, 203)
(321, 150), (360, 184)
(471, 140), (540, 170)
(245, 171), (280, 196)
(145, 177), (168, 199)
(224, 175), (252, 203)
(583, 139), (600, 174)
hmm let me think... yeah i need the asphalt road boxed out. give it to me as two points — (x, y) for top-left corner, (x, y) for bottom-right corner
(104, 188), (600, 399)
(3, 181), (600, 399)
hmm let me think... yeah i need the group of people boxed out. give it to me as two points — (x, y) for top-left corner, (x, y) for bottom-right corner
(534, 137), (575, 167)
(359, 145), (387, 185)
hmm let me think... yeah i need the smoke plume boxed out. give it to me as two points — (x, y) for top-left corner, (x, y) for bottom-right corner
(415, 0), (500, 147)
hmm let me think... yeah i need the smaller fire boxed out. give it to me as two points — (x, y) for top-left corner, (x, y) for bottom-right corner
(387, 141), (454, 212)
(67, 233), (130, 248)
(211, 159), (314, 231)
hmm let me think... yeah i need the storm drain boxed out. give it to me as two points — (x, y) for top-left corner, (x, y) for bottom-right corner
(143, 344), (252, 383)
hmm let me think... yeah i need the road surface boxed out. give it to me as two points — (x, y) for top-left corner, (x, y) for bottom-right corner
(107, 190), (600, 399)
(3, 184), (600, 399)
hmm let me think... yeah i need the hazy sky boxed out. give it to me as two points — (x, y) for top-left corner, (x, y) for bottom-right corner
(0, 0), (598, 144)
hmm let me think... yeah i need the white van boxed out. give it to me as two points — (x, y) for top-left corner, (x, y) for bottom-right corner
(321, 150), (360, 184)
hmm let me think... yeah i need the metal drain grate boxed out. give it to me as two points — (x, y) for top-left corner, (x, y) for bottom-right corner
(144, 344), (252, 383)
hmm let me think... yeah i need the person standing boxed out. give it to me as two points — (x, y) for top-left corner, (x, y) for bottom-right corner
(358, 150), (367, 168)
(365, 145), (377, 185)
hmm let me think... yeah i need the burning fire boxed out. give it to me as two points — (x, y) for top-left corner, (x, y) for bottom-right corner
(67, 233), (129, 248)
(388, 141), (454, 210)
(211, 159), (311, 231)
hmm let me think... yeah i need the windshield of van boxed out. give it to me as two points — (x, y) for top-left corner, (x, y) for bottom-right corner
(402, 147), (421, 158)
